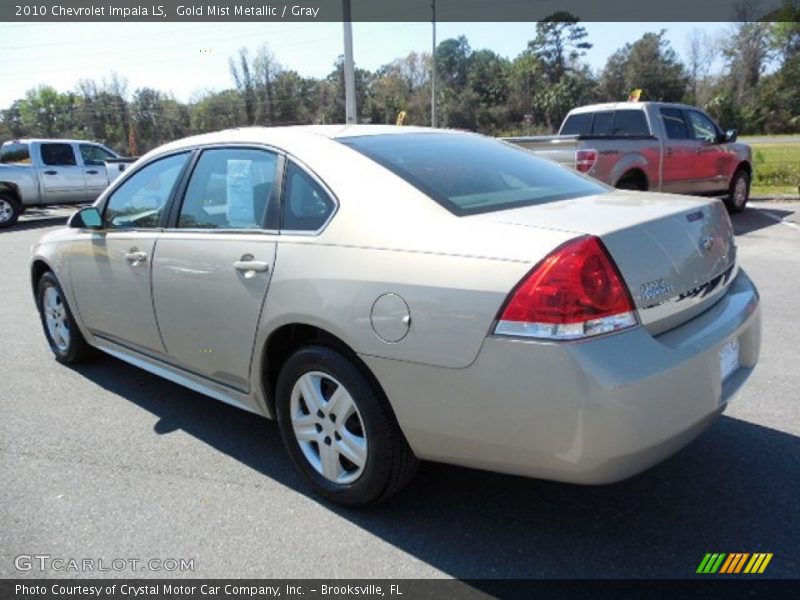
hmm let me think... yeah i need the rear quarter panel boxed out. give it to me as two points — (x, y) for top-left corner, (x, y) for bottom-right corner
(590, 138), (661, 189)
(0, 164), (41, 206)
(254, 137), (575, 369)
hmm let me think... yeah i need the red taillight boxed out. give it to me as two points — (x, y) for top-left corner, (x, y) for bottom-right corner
(575, 149), (597, 173)
(495, 236), (637, 340)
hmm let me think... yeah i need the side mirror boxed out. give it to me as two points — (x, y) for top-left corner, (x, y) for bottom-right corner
(68, 206), (103, 229)
(725, 129), (738, 143)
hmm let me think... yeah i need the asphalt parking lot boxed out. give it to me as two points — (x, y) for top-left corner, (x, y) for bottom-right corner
(1, 202), (798, 581)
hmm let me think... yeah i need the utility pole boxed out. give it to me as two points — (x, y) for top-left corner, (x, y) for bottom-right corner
(342, 0), (357, 124)
(431, 0), (436, 128)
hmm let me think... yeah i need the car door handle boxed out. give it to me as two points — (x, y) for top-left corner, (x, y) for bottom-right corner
(86, 169), (99, 174)
(44, 170), (58, 175)
(233, 260), (269, 272)
(124, 251), (148, 263)
(665, 147), (673, 156)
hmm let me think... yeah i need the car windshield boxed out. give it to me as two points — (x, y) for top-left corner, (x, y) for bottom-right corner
(338, 133), (608, 216)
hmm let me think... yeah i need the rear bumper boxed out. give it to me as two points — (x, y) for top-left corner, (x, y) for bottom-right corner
(364, 269), (761, 484)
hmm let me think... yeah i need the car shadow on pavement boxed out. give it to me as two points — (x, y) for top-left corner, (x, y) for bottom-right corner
(733, 207), (794, 236)
(73, 356), (799, 580)
(1, 216), (70, 233)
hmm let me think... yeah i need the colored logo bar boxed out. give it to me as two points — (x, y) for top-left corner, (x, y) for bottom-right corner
(697, 553), (773, 574)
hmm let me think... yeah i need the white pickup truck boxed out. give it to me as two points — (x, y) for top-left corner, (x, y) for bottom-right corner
(505, 102), (754, 213)
(0, 139), (135, 228)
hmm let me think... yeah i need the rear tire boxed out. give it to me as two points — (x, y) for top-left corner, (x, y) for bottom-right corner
(0, 193), (21, 229)
(615, 171), (647, 191)
(36, 272), (93, 364)
(275, 345), (418, 506)
(724, 168), (750, 213)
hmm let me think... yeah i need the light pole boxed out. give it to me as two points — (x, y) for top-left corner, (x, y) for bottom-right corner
(342, 0), (357, 124)
(431, 0), (436, 128)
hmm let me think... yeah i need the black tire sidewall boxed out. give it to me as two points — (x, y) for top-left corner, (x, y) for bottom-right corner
(36, 272), (81, 363)
(616, 173), (646, 191)
(275, 345), (396, 506)
(728, 169), (750, 213)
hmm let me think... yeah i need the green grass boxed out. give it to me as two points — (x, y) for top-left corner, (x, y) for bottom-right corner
(750, 143), (800, 198)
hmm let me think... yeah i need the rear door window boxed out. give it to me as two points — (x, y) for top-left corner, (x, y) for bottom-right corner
(660, 108), (691, 140)
(41, 143), (77, 166)
(612, 110), (650, 136)
(178, 148), (278, 230)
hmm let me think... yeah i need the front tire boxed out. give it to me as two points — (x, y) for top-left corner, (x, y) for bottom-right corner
(0, 193), (21, 229)
(275, 345), (418, 506)
(725, 168), (750, 213)
(36, 272), (93, 364)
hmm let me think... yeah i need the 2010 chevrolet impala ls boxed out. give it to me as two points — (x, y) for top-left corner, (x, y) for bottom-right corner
(31, 126), (761, 506)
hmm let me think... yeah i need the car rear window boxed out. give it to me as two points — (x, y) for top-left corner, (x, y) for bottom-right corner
(338, 133), (608, 216)
(592, 111), (614, 135)
(0, 143), (31, 164)
(560, 110), (650, 137)
(560, 113), (592, 135)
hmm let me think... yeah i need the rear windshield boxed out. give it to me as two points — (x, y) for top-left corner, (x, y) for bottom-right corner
(0, 143), (31, 164)
(612, 110), (649, 135)
(339, 133), (608, 216)
(560, 109), (651, 137)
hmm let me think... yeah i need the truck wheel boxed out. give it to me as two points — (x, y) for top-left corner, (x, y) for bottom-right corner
(0, 193), (21, 228)
(616, 172), (647, 191)
(724, 168), (750, 213)
(275, 345), (418, 506)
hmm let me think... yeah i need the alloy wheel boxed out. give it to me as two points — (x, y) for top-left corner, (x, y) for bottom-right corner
(43, 286), (71, 352)
(0, 198), (13, 224)
(290, 371), (367, 485)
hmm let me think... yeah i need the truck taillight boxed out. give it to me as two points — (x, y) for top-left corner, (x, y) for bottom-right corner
(495, 236), (637, 340)
(575, 149), (598, 173)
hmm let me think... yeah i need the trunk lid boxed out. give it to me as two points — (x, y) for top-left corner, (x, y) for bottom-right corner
(471, 191), (737, 335)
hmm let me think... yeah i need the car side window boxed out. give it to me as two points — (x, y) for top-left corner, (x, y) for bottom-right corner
(282, 162), (335, 232)
(612, 110), (649, 136)
(104, 153), (189, 229)
(687, 111), (719, 143)
(40, 143), (77, 166)
(80, 144), (115, 166)
(178, 148), (278, 230)
(660, 108), (690, 140)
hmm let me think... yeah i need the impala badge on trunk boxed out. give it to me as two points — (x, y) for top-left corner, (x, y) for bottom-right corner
(640, 278), (674, 304)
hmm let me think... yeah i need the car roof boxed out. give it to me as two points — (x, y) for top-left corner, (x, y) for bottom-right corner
(1, 138), (106, 145)
(139, 125), (470, 161)
(568, 102), (699, 114)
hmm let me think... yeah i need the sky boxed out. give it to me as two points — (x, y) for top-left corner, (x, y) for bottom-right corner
(0, 21), (730, 110)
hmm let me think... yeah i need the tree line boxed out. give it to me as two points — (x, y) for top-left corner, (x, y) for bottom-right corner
(1, 11), (798, 156)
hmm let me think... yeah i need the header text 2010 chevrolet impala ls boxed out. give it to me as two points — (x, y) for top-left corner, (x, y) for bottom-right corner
(31, 126), (761, 506)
